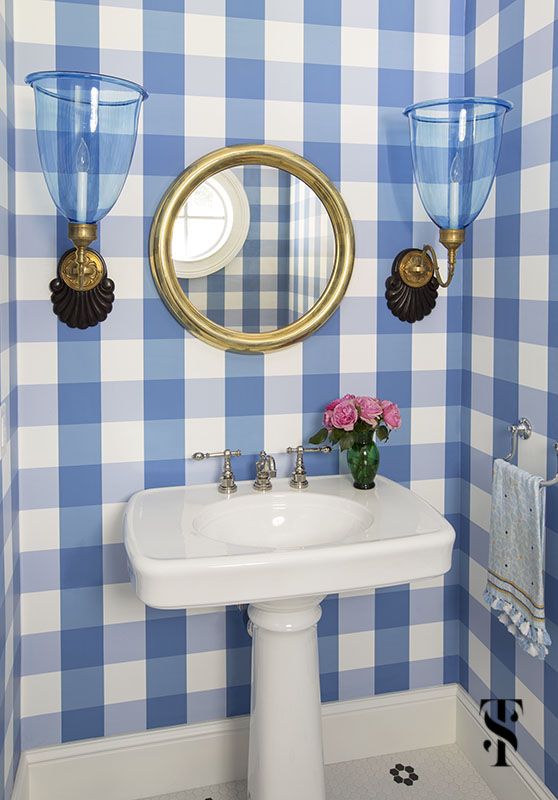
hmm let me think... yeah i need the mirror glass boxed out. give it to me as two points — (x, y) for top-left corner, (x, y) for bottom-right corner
(171, 165), (335, 333)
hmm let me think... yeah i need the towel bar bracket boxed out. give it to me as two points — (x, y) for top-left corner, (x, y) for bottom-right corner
(502, 418), (558, 488)
(504, 417), (532, 462)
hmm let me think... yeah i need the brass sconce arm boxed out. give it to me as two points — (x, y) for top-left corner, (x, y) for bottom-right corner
(420, 243), (456, 288)
(400, 229), (465, 290)
(436, 228), (466, 287)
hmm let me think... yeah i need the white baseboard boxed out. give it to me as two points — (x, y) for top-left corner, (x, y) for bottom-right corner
(456, 686), (554, 800)
(12, 685), (553, 800)
(322, 684), (456, 765)
(11, 761), (29, 800)
(14, 686), (456, 800)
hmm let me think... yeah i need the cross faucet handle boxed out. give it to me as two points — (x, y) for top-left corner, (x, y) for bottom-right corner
(286, 445), (332, 489)
(192, 449), (242, 494)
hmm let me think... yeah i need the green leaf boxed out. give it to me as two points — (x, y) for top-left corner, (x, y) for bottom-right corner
(355, 421), (367, 437)
(309, 428), (328, 445)
(339, 432), (355, 451)
(376, 425), (389, 442)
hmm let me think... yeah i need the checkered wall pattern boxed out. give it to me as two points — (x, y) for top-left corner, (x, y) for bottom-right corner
(288, 177), (333, 321)
(461, 1), (558, 796)
(0, 0), (21, 798)
(184, 165), (292, 333)
(181, 165), (335, 333)
(10, 0), (466, 774)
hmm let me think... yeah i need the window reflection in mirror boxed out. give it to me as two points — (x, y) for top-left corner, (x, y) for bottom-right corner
(172, 171), (250, 278)
(171, 165), (335, 334)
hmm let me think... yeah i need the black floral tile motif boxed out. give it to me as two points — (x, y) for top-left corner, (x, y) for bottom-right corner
(389, 763), (419, 786)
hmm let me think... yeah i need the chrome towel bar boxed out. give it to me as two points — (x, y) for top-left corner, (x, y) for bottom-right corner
(503, 418), (558, 488)
(541, 443), (558, 488)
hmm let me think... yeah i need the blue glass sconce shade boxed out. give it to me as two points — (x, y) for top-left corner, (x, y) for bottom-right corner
(404, 97), (512, 230)
(25, 71), (147, 329)
(25, 71), (147, 224)
(386, 96), (512, 324)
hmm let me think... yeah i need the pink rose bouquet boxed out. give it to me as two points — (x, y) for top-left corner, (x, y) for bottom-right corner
(309, 394), (401, 451)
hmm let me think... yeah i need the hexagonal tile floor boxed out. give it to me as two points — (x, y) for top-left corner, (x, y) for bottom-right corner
(144, 744), (497, 800)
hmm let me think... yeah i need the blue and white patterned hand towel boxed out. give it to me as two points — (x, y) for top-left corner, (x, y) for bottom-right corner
(484, 458), (551, 659)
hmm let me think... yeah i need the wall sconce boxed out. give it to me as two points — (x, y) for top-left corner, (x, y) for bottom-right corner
(386, 96), (512, 323)
(25, 71), (147, 329)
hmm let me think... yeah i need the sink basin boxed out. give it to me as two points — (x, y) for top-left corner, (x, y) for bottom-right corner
(193, 492), (373, 548)
(124, 474), (454, 609)
(125, 473), (455, 800)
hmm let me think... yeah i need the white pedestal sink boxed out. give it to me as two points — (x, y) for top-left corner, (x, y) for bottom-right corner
(125, 475), (455, 800)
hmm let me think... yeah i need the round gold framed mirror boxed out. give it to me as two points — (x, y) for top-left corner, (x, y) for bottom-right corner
(149, 144), (355, 353)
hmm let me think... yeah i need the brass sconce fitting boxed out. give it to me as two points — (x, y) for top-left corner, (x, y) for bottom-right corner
(50, 223), (115, 330)
(437, 228), (466, 286)
(385, 228), (465, 323)
(60, 223), (103, 291)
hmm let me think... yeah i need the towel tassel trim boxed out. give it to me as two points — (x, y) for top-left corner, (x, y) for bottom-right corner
(484, 588), (551, 660)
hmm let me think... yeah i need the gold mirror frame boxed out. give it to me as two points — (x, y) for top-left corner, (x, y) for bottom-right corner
(149, 144), (355, 353)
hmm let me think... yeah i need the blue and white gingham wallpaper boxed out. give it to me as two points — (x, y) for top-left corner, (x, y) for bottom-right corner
(11, 0), (464, 757)
(461, 1), (558, 795)
(183, 165), (293, 333)
(288, 176), (333, 321)
(5, 2), (558, 797)
(178, 165), (335, 332)
(8, 1), (558, 797)
(0, 0), (20, 798)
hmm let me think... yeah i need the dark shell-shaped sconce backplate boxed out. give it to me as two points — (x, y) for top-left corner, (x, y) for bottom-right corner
(50, 249), (115, 330)
(385, 249), (438, 324)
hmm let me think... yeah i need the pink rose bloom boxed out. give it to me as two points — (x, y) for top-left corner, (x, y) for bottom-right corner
(356, 396), (383, 425)
(381, 400), (401, 429)
(327, 394), (355, 408)
(331, 398), (358, 431)
(325, 398), (341, 412)
(324, 396), (356, 429)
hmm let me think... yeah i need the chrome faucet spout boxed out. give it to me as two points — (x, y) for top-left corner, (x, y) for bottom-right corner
(253, 450), (276, 492)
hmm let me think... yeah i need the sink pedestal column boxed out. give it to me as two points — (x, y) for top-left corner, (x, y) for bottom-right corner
(247, 596), (326, 800)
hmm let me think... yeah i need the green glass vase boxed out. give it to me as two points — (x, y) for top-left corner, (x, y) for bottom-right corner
(347, 435), (379, 490)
